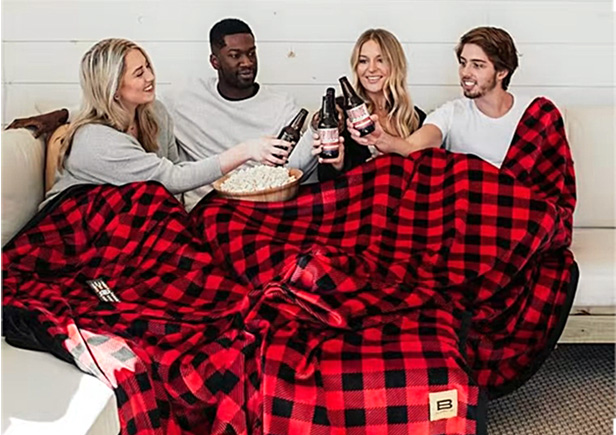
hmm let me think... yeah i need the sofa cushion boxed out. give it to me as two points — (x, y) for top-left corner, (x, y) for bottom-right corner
(571, 228), (616, 307)
(1, 339), (120, 434)
(1, 128), (45, 246)
(563, 106), (615, 228)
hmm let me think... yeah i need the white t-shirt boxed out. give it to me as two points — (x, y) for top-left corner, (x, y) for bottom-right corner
(163, 77), (317, 208)
(424, 94), (536, 167)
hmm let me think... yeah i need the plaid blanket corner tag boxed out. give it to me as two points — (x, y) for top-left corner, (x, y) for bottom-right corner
(86, 278), (120, 303)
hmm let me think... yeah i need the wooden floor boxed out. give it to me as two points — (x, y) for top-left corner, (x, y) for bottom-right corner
(559, 306), (615, 343)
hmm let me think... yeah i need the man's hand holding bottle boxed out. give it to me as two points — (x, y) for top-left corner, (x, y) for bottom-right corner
(245, 136), (291, 166)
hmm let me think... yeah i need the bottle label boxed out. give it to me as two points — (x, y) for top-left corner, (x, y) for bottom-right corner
(347, 104), (373, 130)
(319, 128), (339, 147)
(278, 132), (295, 146)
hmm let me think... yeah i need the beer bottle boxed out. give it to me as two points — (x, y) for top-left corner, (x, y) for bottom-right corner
(318, 88), (339, 159)
(275, 108), (308, 165)
(326, 87), (335, 101)
(339, 76), (375, 136)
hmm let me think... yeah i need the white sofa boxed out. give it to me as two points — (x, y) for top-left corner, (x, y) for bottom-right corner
(1, 105), (614, 433)
(1, 128), (120, 435)
(558, 106), (616, 342)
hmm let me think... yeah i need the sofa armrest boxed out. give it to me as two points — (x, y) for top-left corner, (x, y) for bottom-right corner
(1, 128), (46, 246)
(563, 105), (615, 228)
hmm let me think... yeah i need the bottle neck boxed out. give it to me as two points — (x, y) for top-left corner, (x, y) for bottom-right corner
(290, 110), (308, 130)
(341, 78), (353, 96)
(319, 97), (336, 128)
(323, 99), (335, 118)
(340, 80), (355, 97)
(340, 78), (362, 106)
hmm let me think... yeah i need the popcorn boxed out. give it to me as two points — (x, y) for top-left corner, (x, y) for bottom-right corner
(220, 165), (296, 193)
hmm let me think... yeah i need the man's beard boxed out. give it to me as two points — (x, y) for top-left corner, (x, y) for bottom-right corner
(462, 73), (497, 99)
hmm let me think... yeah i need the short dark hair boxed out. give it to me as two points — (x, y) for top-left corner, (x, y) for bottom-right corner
(209, 18), (254, 52)
(455, 26), (519, 90)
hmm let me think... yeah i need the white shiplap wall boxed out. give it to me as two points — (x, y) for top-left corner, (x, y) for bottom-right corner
(1, 0), (614, 124)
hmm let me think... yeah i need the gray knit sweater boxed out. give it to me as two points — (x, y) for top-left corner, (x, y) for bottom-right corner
(163, 78), (318, 209)
(43, 101), (221, 207)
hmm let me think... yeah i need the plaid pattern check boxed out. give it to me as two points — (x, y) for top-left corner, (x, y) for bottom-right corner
(2, 97), (576, 434)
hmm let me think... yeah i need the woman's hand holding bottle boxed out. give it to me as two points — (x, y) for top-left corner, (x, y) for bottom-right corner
(312, 133), (345, 171)
(346, 114), (396, 155)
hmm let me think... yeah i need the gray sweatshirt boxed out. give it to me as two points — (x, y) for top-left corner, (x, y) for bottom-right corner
(163, 78), (318, 209)
(43, 101), (221, 207)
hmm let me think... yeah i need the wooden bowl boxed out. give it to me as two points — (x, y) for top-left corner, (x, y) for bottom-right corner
(212, 168), (303, 202)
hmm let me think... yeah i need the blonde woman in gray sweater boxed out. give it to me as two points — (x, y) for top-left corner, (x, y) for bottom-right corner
(44, 38), (290, 206)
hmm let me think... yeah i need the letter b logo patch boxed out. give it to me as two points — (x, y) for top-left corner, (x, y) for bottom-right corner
(429, 389), (458, 421)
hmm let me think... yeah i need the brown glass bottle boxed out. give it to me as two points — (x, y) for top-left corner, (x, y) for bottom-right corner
(339, 76), (375, 136)
(318, 88), (339, 159)
(275, 108), (308, 165)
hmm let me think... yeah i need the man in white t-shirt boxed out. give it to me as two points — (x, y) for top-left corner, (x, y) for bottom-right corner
(347, 26), (538, 168)
(163, 18), (317, 208)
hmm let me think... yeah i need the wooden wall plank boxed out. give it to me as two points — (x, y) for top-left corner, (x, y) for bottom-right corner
(2, 0), (613, 124)
(1, 0), (488, 43)
(3, 41), (613, 87)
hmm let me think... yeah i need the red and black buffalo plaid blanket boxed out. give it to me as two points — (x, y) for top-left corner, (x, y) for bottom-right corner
(2, 97), (577, 435)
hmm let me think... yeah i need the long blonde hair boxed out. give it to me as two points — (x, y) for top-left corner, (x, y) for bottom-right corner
(59, 38), (159, 169)
(350, 29), (420, 138)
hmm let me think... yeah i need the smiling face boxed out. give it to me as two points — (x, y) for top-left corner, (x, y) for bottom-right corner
(458, 43), (507, 99)
(355, 39), (391, 97)
(117, 49), (155, 110)
(211, 33), (258, 90)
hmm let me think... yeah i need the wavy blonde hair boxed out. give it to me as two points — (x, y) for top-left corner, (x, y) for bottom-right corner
(59, 38), (159, 169)
(350, 29), (420, 138)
